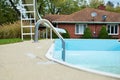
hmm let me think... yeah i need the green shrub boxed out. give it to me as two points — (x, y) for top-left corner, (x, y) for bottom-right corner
(52, 29), (70, 38)
(82, 27), (92, 39)
(98, 26), (109, 39)
(61, 29), (70, 38)
(52, 31), (57, 38)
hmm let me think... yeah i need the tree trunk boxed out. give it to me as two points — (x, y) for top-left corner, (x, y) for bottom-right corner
(9, 0), (21, 16)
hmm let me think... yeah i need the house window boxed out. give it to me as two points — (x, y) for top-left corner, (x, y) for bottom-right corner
(107, 24), (119, 35)
(75, 24), (87, 34)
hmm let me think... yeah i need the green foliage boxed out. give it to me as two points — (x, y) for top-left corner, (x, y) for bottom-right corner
(37, 0), (46, 16)
(60, 0), (86, 14)
(52, 29), (70, 38)
(98, 26), (109, 39)
(0, 0), (18, 25)
(8, 0), (20, 16)
(41, 0), (67, 14)
(89, 0), (104, 8)
(106, 5), (115, 12)
(106, 1), (114, 7)
(105, 1), (120, 13)
(83, 27), (92, 39)
(37, 0), (87, 15)
(114, 6), (120, 13)
(61, 29), (70, 38)
(37, 0), (120, 15)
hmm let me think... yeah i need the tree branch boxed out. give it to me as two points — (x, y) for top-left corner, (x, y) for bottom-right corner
(9, 0), (20, 16)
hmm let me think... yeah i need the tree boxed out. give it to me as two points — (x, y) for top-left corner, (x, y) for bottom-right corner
(8, 0), (21, 16)
(37, 0), (66, 15)
(89, 0), (104, 8)
(98, 26), (109, 39)
(0, 0), (18, 25)
(45, 0), (67, 14)
(37, 0), (46, 16)
(83, 27), (92, 39)
(106, 1), (115, 12)
(60, 0), (87, 14)
(106, 1), (114, 7)
(37, 0), (87, 15)
(114, 2), (120, 13)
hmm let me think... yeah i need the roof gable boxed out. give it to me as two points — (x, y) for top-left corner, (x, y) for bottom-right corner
(44, 8), (120, 23)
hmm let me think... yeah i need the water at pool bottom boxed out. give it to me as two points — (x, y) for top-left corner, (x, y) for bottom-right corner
(53, 51), (120, 75)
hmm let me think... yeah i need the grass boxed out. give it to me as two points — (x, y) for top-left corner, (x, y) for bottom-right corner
(0, 38), (22, 45)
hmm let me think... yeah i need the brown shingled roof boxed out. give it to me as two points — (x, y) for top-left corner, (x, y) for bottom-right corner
(44, 14), (68, 22)
(44, 8), (120, 23)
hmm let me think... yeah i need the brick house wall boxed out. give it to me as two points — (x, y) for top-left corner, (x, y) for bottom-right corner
(58, 23), (86, 38)
(58, 23), (104, 38)
(89, 24), (120, 39)
(57, 23), (120, 39)
(88, 24), (103, 38)
(58, 23), (82, 38)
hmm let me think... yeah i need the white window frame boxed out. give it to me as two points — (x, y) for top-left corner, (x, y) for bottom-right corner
(107, 24), (119, 35)
(75, 24), (87, 35)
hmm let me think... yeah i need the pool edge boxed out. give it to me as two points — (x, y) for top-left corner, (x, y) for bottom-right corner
(46, 43), (120, 79)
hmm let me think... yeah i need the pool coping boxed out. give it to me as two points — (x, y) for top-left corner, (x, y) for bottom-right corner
(46, 43), (120, 79)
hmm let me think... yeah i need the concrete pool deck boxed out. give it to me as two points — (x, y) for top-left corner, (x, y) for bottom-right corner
(0, 39), (119, 80)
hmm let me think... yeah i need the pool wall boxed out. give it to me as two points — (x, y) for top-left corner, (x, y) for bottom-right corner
(46, 43), (120, 79)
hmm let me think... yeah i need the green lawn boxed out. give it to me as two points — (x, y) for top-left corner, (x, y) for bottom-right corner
(0, 38), (22, 45)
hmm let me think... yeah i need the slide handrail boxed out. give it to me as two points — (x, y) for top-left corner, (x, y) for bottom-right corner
(34, 19), (66, 61)
(34, 1), (65, 61)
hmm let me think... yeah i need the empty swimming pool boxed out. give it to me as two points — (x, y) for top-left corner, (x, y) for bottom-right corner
(52, 39), (120, 77)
